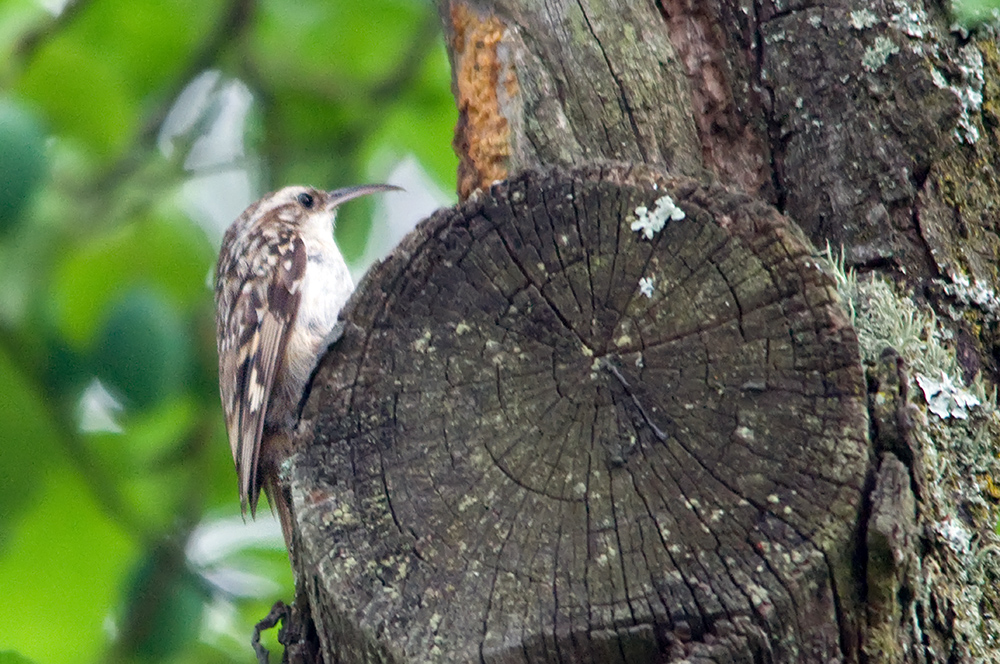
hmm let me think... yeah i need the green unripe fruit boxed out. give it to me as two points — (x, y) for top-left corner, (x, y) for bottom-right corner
(0, 99), (47, 234)
(93, 289), (190, 410)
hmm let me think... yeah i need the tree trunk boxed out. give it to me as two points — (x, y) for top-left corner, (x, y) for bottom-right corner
(272, 1), (1000, 662)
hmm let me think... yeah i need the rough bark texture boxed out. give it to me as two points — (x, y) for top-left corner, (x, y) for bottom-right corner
(272, 0), (1000, 662)
(440, 0), (1000, 290)
(444, 0), (707, 198)
(289, 165), (868, 662)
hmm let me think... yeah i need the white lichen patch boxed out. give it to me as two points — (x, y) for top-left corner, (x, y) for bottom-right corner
(930, 43), (985, 144)
(639, 276), (655, 298)
(940, 274), (1000, 323)
(930, 67), (949, 89)
(849, 9), (879, 30)
(934, 517), (972, 557)
(862, 36), (900, 72)
(457, 494), (478, 512)
(893, 6), (929, 39)
(631, 194), (685, 240)
(916, 372), (981, 420)
(412, 330), (434, 353)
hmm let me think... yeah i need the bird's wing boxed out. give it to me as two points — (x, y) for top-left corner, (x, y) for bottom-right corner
(219, 234), (306, 515)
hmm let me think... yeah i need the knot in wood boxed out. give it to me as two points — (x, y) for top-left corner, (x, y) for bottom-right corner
(293, 165), (869, 663)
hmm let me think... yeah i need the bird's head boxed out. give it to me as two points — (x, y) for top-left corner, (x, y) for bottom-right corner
(235, 183), (401, 235)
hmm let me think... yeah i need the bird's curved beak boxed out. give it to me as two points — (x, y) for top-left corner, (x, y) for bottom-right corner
(326, 183), (403, 210)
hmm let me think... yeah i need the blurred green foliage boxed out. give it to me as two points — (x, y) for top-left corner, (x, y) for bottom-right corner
(955, 0), (1000, 24)
(0, 0), (456, 661)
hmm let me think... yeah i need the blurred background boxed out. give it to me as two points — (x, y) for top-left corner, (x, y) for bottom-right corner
(0, 0), (453, 661)
(0, 0), (998, 662)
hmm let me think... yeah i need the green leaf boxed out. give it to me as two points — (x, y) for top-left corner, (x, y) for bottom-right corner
(0, 1), (47, 83)
(83, 397), (204, 528)
(16, 42), (135, 157)
(41, 333), (91, 398)
(0, 464), (137, 664)
(84, 395), (199, 472)
(49, 213), (213, 349)
(13, 0), (219, 158)
(64, 0), (216, 101)
(333, 197), (376, 263)
(273, 88), (366, 152)
(952, 0), (1000, 25)
(0, 346), (59, 551)
(253, 0), (428, 85)
(123, 396), (200, 465)
(362, 42), (458, 190)
(0, 651), (40, 664)
(204, 417), (244, 511)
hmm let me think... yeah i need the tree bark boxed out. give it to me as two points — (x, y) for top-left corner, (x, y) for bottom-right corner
(274, 1), (1000, 662)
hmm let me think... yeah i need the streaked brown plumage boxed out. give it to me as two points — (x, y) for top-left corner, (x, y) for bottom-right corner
(215, 184), (398, 529)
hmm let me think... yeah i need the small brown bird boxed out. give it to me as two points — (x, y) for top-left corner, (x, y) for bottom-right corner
(215, 184), (398, 534)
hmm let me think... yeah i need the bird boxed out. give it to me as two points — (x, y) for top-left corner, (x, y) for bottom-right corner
(215, 183), (399, 537)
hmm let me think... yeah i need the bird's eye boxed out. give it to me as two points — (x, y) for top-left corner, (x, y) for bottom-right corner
(297, 192), (314, 208)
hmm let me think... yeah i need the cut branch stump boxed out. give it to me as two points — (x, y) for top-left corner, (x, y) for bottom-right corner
(286, 165), (869, 663)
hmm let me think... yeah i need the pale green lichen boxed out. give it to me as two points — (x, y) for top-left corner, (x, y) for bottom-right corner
(862, 36), (901, 72)
(827, 245), (996, 420)
(849, 9), (879, 30)
(829, 248), (950, 372)
(826, 243), (1000, 658)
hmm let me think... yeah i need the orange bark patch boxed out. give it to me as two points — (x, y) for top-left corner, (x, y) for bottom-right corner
(450, 2), (511, 199)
